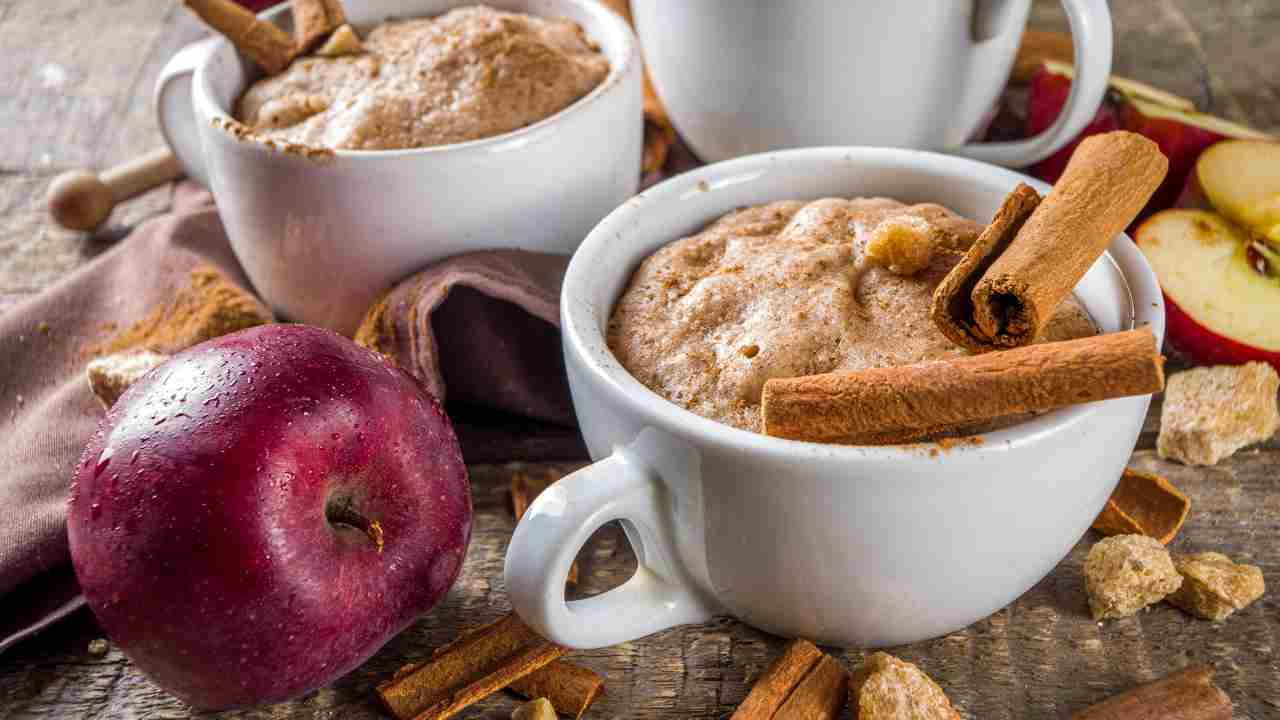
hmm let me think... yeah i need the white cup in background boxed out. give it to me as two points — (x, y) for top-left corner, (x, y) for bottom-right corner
(630, 0), (1111, 167)
(156, 0), (641, 334)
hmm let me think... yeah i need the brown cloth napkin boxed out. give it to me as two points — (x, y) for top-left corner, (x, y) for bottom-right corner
(0, 182), (584, 654)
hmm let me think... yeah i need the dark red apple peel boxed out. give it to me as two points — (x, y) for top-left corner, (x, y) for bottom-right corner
(68, 324), (471, 709)
(1163, 290), (1280, 370)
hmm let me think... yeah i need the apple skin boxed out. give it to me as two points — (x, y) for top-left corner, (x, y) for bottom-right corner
(233, 0), (282, 10)
(68, 324), (471, 709)
(1163, 289), (1280, 369)
(1120, 102), (1226, 223)
(1025, 65), (1240, 226)
(1135, 210), (1280, 370)
(1026, 66), (1124, 184)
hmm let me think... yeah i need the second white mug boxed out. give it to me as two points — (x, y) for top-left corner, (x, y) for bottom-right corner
(630, 0), (1112, 167)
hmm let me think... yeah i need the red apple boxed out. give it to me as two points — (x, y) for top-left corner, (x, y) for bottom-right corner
(1026, 62), (1274, 225)
(1135, 209), (1280, 369)
(1026, 64), (1124, 184)
(234, 0), (283, 10)
(1192, 139), (1280, 243)
(68, 324), (471, 709)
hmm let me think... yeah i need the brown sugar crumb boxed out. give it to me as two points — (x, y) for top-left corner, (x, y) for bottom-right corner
(1084, 534), (1182, 620)
(511, 697), (556, 720)
(86, 264), (273, 357)
(1167, 551), (1265, 621)
(86, 349), (170, 408)
(849, 652), (960, 719)
(1157, 362), (1279, 466)
(315, 23), (364, 57)
(865, 215), (936, 276)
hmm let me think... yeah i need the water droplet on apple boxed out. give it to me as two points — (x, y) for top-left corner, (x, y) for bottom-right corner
(129, 450), (140, 464)
(94, 446), (114, 476)
(90, 502), (102, 519)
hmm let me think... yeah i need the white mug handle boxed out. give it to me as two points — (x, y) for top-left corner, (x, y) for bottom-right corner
(504, 445), (716, 649)
(154, 37), (219, 188)
(956, 0), (1112, 167)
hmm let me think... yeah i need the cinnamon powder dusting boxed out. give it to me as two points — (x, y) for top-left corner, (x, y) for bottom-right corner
(86, 264), (273, 356)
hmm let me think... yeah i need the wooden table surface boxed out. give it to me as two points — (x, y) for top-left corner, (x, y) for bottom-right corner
(2, 1), (1277, 718)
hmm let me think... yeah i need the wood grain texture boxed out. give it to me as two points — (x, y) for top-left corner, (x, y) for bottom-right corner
(1, 1), (1278, 718)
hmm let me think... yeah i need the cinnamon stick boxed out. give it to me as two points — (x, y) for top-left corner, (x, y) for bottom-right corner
(405, 615), (603, 719)
(761, 327), (1164, 445)
(931, 132), (1167, 352)
(508, 661), (605, 719)
(376, 613), (567, 720)
(511, 470), (578, 585)
(1071, 665), (1232, 719)
(772, 654), (848, 720)
(731, 639), (825, 719)
(1092, 468), (1190, 545)
(182, 0), (295, 74)
(291, 0), (347, 54)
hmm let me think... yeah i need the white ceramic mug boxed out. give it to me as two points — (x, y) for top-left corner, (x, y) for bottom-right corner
(630, 0), (1111, 167)
(156, 0), (641, 334)
(505, 147), (1164, 649)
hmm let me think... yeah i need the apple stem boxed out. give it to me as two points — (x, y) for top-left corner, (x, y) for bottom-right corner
(325, 494), (385, 553)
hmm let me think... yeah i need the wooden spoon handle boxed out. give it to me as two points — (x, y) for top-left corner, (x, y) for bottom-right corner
(47, 147), (183, 232)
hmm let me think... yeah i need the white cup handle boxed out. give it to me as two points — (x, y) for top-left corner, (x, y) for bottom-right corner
(155, 37), (219, 188)
(956, 0), (1112, 167)
(504, 446), (716, 649)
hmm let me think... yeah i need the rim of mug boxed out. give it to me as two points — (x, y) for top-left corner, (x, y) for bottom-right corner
(563, 145), (1166, 461)
(191, 0), (638, 160)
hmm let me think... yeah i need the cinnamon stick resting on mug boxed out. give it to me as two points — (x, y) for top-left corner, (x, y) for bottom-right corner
(931, 132), (1167, 352)
(761, 327), (1164, 445)
(183, 0), (295, 74)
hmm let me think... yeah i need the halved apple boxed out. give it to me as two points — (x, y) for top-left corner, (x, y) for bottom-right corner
(1027, 64), (1275, 224)
(1042, 60), (1196, 112)
(1135, 209), (1280, 369)
(1195, 140), (1280, 243)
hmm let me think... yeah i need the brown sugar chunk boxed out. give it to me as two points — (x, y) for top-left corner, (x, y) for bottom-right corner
(511, 697), (556, 720)
(865, 215), (936, 276)
(86, 350), (170, 407)
(1157, 362), (1279, 465)
(1167, 552), (1265, 621)
(1083, 535), (1182, 620)
(848, 652), (960, 719)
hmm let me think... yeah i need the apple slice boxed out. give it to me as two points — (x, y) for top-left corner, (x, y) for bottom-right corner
(1194, 139), (1280, 243)
(1135, 209), (1280, 369)
(1027, 65), (1124, 184)
(1042, 59), (1196, 112)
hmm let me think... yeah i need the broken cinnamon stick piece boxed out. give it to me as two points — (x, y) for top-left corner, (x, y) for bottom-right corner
(761, 327), (1164, 445)
(773, 654), (848, 720)
(511, 470), (578, 585)
(291, 0), (347, 54)
(1092, 468), (1190, 545)
(182, 0), (295, 75)
(508, 661), (605, 719)
(931, 132), (1167, 352)
(376, 613), (567, 720)
(1071, 665), (1232, 720)
(731, 639), (825, 719)
(424, 617), (603, 719)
